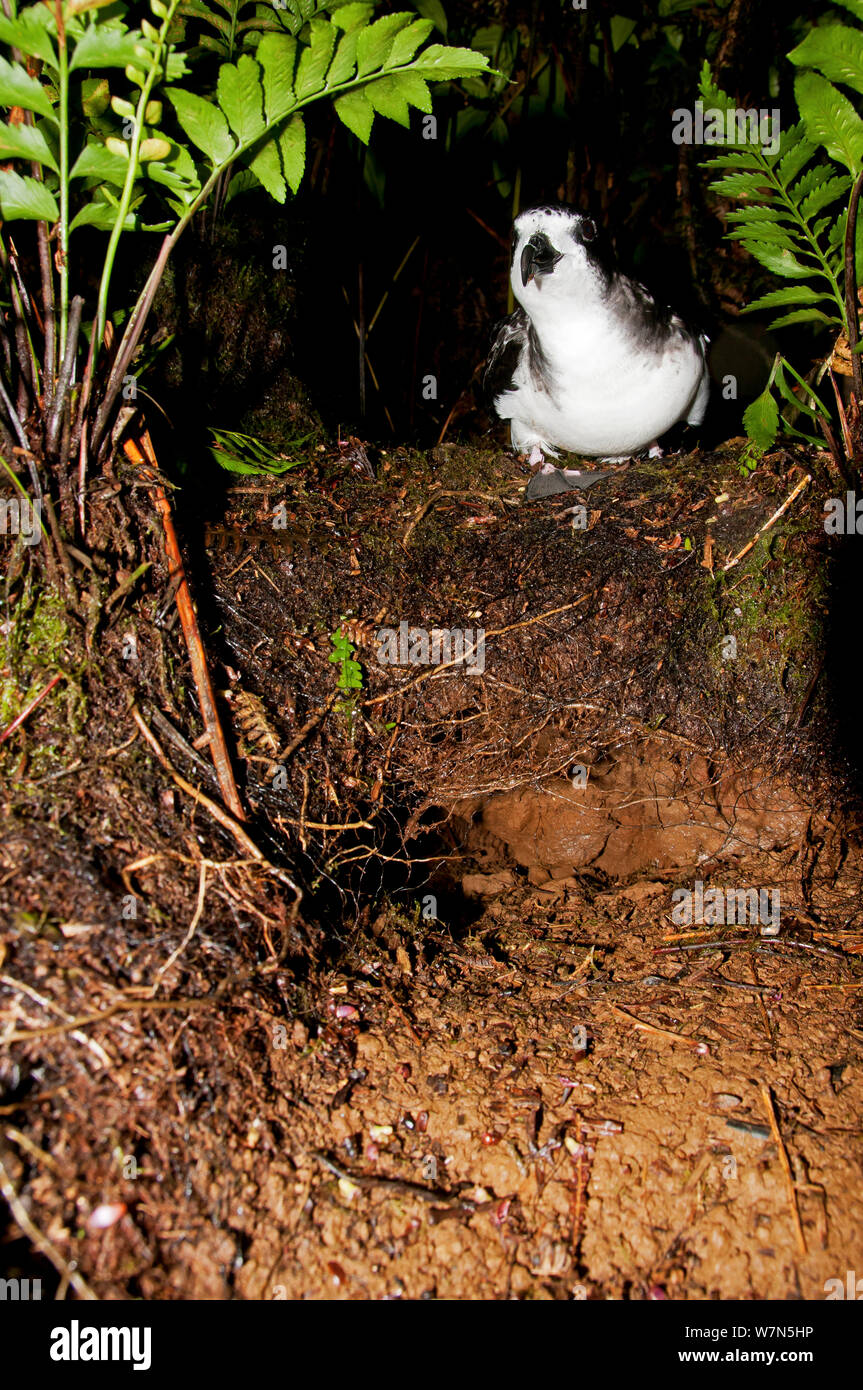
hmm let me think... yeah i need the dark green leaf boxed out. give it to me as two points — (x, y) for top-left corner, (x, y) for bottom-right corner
(413, 0), (447, 36)
(773, 361), (828, 419)
(0, 120), (58, 172)
(295, 18), (337, 97)
(743, 387), (779, 449)
(168, 88), (235, 164)
(70, 197), (139, 232)
(70, 26), (147, 72)
(334, 87), (373, 141)
(725, 205), (794, 224)
(701, 150), (765, 169)
(769, 307), (836, 328)
(146, 142), (201, 203)
(727, 223), (800, 247)
(0, 55), (55, 121)
(217, 53), (266, 145)
(777, 136), (817, 186)
(794, 70), (863, 172)
(70, 142), (130, 187)
(742, 285), (832, 313)
(740, 242), (818, 277)
(280, 111), (305, 192)
(708, 170), (775, 199)
(788, 23), (863, 97)
(0, 169), (58, 220)
(257, 33), (296, 118)
(0, 12), (57, 68)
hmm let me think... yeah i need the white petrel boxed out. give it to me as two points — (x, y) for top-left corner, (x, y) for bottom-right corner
(485, 205), (709, 480)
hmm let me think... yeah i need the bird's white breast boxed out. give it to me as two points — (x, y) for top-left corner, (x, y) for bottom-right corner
(498, 300), (706, 459)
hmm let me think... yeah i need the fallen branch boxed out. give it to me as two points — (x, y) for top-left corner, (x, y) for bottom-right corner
(123, 429), (245, 820)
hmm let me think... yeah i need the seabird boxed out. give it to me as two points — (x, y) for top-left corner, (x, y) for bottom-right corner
(485, 206), (710, 491)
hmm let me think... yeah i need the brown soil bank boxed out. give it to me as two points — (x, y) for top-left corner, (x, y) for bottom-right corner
(1, 439), (862, 1300)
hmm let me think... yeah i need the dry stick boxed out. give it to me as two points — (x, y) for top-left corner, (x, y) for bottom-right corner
(0, 673), (63, 746)
(760, 1083), (807, 1259)
(0, 1143), (97, 1301)
(131, 707), (259, 860)
(829, 368), (855, 463)
(76, 419), (88, 537)
(721, 473), (812, 573)
(124, 431), (245, 821)
(610, 1005), (710, 1054)
(844, 168), (863, 405)
(35, 219), (56, 400)
(45, 295), (83, 455)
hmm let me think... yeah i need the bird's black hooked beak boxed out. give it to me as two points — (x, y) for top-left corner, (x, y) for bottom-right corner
(520, 232), (563, 286)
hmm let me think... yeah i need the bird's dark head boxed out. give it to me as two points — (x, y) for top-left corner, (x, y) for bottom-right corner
(511, 206), (609, 311)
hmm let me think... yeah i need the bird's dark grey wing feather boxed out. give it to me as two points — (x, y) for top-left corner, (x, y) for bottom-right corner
(482, 309), (528, 402)
(483, 306), (555, 400)
(612, 273), (706, 356)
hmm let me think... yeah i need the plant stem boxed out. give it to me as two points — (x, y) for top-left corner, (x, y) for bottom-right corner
(844, 168), (863, 402)
(55, 0), (70, 362)
(92, 0), (183, 360)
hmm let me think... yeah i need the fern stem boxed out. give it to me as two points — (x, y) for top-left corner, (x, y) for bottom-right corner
(763, 156), (847, 331)
(55, 0), (70, 364)
(92, 0), (183, 361)
(844, 169), (863, 401)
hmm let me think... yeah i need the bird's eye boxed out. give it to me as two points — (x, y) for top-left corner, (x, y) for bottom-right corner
(581, 218), (597, 243)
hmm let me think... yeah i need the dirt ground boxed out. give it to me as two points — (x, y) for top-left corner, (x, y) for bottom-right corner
(1, 439), (862, 1300)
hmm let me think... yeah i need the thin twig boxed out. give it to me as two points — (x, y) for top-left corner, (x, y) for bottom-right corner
(280, 689), (340, 762)
(130, 707), (259, 859)
(3, 993), (212, 1043)
(760, 1084), (807, 1258)
(0, 673), (63, 746)
(151, 860), (208, 989)
(721, 473), (812, 572)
